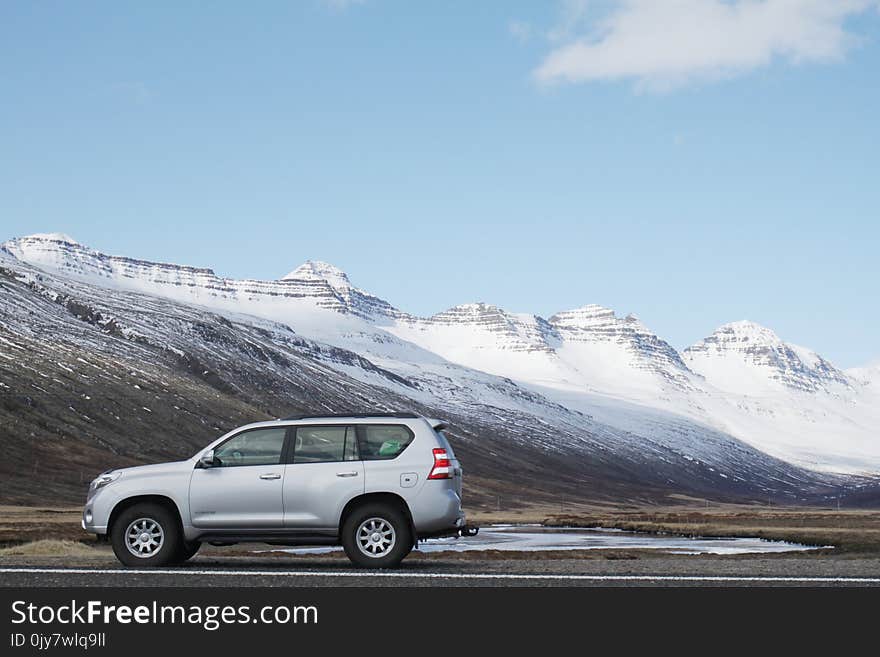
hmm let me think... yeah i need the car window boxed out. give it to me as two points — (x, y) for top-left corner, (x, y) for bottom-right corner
(213, 428), (286, 467)
(359, 424), (414, 461)
(293, 426), (358, 464)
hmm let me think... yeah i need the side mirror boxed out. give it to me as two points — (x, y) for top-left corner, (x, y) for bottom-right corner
(199, 449), (216, 468)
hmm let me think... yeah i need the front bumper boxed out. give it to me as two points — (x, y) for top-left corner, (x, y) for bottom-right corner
(81, 504), (107, 535)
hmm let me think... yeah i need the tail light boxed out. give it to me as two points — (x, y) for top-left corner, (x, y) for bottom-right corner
(428, 447), (451, 480)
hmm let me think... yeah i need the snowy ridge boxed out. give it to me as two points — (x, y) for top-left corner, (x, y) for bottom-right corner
(550, 305), (694, 389)
(3, 236), (403, 321)
(423, 303), (558, 352)
(684, 320), (850, 394)
(283, 260), (351, 288)
(3, 232), (879, 476)
(6, 247), (855, 504)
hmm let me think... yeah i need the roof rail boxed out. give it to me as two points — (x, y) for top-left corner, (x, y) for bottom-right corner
(281, 411), (421, 421)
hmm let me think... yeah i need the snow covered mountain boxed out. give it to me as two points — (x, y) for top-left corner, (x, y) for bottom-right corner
(3, 233), (879, 485)
(6, 241), (853, 506)
(684, 321), (849, 394)
(3, 234), (399, 322)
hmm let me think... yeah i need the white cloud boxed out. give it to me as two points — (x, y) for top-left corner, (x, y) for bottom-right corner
(534, 0), (879, 91)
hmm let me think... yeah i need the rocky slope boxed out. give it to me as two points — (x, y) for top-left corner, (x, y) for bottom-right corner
(2, 247), (855, 506)
(2, 233), (879, 496)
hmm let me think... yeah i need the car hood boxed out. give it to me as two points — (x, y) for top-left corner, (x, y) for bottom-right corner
(108, 460), (192, 478)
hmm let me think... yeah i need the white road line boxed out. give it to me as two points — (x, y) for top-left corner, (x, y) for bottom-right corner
(1, 568), (880, 583)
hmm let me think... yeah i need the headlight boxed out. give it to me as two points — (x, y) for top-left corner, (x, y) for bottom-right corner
(91, 471), (121, 491)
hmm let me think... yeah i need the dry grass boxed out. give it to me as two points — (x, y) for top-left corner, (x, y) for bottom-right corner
(3, 504), (880, 556)
(0, 506), (91, 545)
(0, 539), (98, 557)
(541, 508), (880, 553)
(465, 501), (608, 525)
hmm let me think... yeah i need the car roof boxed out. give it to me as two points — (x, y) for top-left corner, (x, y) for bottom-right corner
(280, 412), (421, 421)
(222, 414), (444, 436)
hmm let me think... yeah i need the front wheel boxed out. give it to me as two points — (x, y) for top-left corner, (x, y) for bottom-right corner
(341, 504), (412, 569)
(110, 503), (182, 567)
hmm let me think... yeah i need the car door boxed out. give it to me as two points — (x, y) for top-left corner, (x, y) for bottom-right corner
(283, 425), (364, 529)
(189, 426), (288, 529)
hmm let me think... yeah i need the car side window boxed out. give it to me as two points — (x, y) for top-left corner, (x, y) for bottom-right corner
(359, 425), (414, 461)
(293, 426), (358, 464)
(213, 428), (286, 467)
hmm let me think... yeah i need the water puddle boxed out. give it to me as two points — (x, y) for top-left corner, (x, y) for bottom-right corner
(271, 524), (825, 556)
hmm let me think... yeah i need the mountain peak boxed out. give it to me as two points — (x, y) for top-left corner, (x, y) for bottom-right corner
(548, 304), (617, 328)
(572, 303), (614, 314)
(547, 304), (693, 384)
(436, 302), (499, 315)
(430, 302), (541, 326)
(549, 305), (657, 337)
(685, 321), (847, 393)
(279, 260), (402, 319)
(282, 260), (352, 290)
(712, 320), (782, 345)
(16, 232), (79, 245)
(685, 320), (789, 362)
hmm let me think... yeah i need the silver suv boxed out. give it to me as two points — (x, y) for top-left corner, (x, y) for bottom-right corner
(82, 413), (473, 568)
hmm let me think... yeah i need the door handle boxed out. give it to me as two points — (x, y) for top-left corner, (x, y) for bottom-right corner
(336, 471), (358, 478)
(259, 473), (281, 480)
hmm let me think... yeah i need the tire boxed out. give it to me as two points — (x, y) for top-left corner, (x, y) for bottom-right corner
(341, 504), (412, 569)
(110, 503), (182, 567)
(174, 540), (201, 564)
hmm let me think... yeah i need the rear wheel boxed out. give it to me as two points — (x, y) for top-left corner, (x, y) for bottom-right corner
(342, 504), (412, 569)
(111, 503), (182, 567)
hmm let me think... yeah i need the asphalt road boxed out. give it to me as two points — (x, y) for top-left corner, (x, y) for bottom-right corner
(3, 551), (880, 586)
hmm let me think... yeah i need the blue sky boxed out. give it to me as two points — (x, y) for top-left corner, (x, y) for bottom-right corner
(1, 1), (878, 367)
